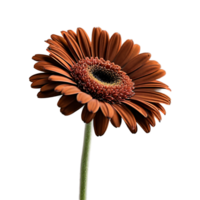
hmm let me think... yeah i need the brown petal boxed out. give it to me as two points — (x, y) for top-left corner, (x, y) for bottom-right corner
(91, 27), (102, 58)
(129, 60), (161, 80)
(147, 108), (161, 122)
(31, 79), (49, 88)
(42, 65), (72, 78)
(134, 69), (166, 85)
(46, 39), (73, 60)
(37, 90), (60, 98)
(135, 80), (171, 91)
(94, 109), (109, 136)
(54, 84), (69, 92)
(122, 100), (148, 117)
(99, 101), (114, 119)
(77, 28), (91, 58)
(134, 88), (164, 93)
(34, 61), (54, 72)
(41, 82), (60, 92)
(49, 36), (74, 62)
(29, 73), (51, 82)
(114, 40), (134, 67)
(81, 105), (96, 123)
(57, 94), (77, 108)
(130, 98), (162, 121)
(87, 99), (100, 113)
(68, 30), (78, 42)
(128, 44), (140, 60)
(77, 92), (92, 104)
(51, 34), (70, 51)
(112, 104), (136, 133)
(152, 103), (166, 115)
(49, 52), (73, 70)
(61, 85), (81, 95)
(122, 53), (151, 74)
(61, 101), (83, 116)
(49, 75), (77, 85)
(47, 44), (74, 68)
(98, 30), (109, 59)
(62, 31), (83, 62)
(110, 108), (122, 127)
(139, 120), (151, 133)
(133, 90), (171, 105)
(146, 111), (156, 127)
(124, 124), (140, 135)
(105, 33), (121, 62)
(32, 54), (55, 62)
(57, 29), (78, 56)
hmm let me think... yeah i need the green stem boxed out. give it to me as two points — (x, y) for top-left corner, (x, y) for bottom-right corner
(80, 122), (92, 200)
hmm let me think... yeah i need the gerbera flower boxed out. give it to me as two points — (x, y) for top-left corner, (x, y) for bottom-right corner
(30, 27), (171, 136)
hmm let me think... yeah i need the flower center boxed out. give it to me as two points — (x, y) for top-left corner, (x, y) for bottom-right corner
(70, 57), (135, 103)
(92, 68), (115, 83)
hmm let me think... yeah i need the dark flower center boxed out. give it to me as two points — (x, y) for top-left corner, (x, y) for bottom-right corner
(88, 65), (121, 86)
(70, 57), (135, 103)
(92, 68), (116, 83)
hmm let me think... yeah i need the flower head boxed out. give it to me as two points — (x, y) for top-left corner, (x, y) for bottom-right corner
(30, 27), (171, 136)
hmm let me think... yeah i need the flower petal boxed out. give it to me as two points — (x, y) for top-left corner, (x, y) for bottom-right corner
(62, 31), (83, 62)
(134, 69), (166, 85)
(112, 104), (136, 133)
(135, 80), (171, 91)
(114, 40), (134, 66)
(68, 30), (78, 42)
(77, 28), (91, 58)
(105, 33), (121, 62)
(99, 101), (114, 119)
(56, 29), (78, 55)
(55, 85), (81, 95)
(110, 108), (121, 128)
(91, 27), (102, 58)
(45, 33), (70, 50)
(41, 82), (61, 92)
(130, 98), (162, 121)
(152, 103), (166, 115)
(77, 92), (92, 104)
(31, 79), (49, 88)
(139, 120), (151, 133)
(57, 94), (77, 108)
(49, 52), (72, 70)
(32, 54), (55, 63)
(37, 90), (60, 98)
(49, 75), (77, 85)
(133, 90), (171, 105)
(44, 34), (75, 65)
(29, 73), (51, 82)
(124, 124), (140, 135)
(87, 99), (100, 113)
(122, 53), (151, 74)
(129, 60), (161, 80)
(81, 105), (96, 123)
(98, 30), (109, 59)
(122, 100), (148, 117)
(47, 44), (74, 68)
(54, 84), (69, 92)
(61, 101), (83, 116)
(94, 109), (109, 136)
(34, 61), (55, 72)
(42, 65), (72, 78)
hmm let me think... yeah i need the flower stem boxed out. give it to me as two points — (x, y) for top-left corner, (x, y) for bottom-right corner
(80, 122), (92, 200)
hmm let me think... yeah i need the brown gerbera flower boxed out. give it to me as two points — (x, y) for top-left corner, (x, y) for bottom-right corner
(30, 27), (171, 136)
